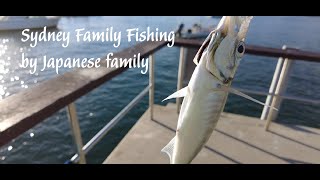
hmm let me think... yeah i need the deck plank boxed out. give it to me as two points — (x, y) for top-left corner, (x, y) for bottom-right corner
(104, 103), (320, 164)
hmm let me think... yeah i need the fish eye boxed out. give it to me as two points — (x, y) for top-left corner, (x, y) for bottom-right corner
(236, 41), (245, 58)
(238, 44), (244, 53)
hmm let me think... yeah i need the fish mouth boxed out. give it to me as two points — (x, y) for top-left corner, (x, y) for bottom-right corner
(218, 70), (233, 84)
(223, 77), (233, 84)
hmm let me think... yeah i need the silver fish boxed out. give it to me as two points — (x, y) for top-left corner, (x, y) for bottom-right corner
(161, 16), (275, 164)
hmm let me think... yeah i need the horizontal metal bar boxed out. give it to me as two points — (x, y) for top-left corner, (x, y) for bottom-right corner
(234, 87), (319, 105)
(282, 95), (320, 105)
(174, 38), (320, 63)
(71, 85), (150, 162)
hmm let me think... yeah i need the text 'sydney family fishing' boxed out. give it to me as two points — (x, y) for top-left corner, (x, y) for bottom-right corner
(161, 16), (278, 164)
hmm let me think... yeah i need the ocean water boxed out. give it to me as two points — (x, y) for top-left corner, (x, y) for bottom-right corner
(0, 16), (319, 163)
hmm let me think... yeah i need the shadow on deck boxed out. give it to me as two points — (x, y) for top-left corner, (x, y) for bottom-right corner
(104, 103), (320, 164)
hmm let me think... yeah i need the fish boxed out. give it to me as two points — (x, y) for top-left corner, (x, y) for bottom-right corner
(161, 16), (277, 164)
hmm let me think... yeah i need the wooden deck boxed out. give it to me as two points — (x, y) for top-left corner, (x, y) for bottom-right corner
(104, 103), (320, 164)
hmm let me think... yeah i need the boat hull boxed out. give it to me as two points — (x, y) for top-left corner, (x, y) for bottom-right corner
(0, 17), (60, 31)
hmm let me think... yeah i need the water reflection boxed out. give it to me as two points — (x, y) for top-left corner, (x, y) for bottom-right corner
(0, 27), (60, 101)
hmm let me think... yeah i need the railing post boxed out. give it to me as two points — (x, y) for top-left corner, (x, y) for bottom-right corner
(67, 103), (86, 164)
(261, 46), (286, 120)
(265, 54), (294, 131)
(177, 47), (186, 113)
(149, 54), (155, 120)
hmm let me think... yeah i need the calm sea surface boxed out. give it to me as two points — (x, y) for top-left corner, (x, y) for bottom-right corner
(0, 16), (319, 163)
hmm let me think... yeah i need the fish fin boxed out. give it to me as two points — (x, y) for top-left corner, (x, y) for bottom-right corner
(217, 85), (278, 111)
(161, 136), (176, 163)
(228, 87), (278, 111)
(162, 87), (188, 102)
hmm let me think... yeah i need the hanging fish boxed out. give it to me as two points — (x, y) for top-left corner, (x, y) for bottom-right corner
(161, 16), (277, 164)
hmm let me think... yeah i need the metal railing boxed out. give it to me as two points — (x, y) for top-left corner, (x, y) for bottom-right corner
(0, 38), (319, 164)
(67, 55), (155, 163)
(174, 40), (319, 132)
